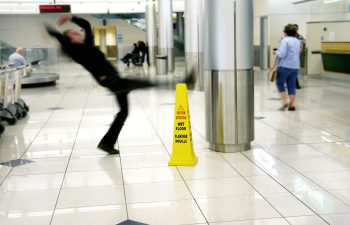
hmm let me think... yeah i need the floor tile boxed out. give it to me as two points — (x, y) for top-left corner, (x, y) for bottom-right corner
(0, 189), (59, 211)
(187, 177), (256, 199)
(57, 185), (125, 208)
(0, 165), (12, 177)
(197, 195), (280, 222)
(67, 156), (121, 172)
(272, 173), (324, 192)
(63, 170), (123, 188)
(119, 145), (168, 157)
(178, 162), (240, 180)
(309, 142), (350, 157)
(264, 144), (326, 159)
(321, 214), (350, 225)
(263, 193), (315, 217)
(125, 181), (192, 203)
(122, 167), (182, 184)
(0, 210), (53, 225)
(10, 158), (68, 176)
(210, 218), (289, 225)
(51, 205), (127, 225)
(120, 153), (170, 169)
(245, 175), (287, 194)
(329, 189), (350, 205)
(305, 171), (350, 190)
(284, 158), (349, 173)
(0, 173), (64, 192)
(286, 215), (329, 225)
(128, 200), (206, 225)
(293, 191), (350, 214)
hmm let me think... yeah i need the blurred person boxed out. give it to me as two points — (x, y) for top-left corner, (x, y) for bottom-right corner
(8, 47), (32, 73)
(275, 24), (301, 111)
(45, 15), (194, 155)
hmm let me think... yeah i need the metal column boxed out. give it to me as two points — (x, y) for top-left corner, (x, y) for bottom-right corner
(185, 0), (204, 91)
(157, 0), (174, 72)
(146, 0), (158, 66)
(176, 12), (184, 38)
(205, 0), (254, 153)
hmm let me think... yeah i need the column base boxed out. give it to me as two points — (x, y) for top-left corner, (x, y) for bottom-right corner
(158, 47), (174, 72)
(211, 143), (251, 153)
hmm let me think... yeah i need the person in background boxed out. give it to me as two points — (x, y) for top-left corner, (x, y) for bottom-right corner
(275, 24), (301, 111)
(137, 40), (149, 66)
(294, 24), (306, 89)
(121, 43), (140, 67)
(8, 47), (32, 73)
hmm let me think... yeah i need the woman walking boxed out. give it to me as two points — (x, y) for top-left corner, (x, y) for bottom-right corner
(275, 24), (301, 111)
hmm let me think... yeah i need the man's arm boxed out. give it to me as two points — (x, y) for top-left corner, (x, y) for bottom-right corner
(71, 16), (93, 47)
(45, 24), (71, 48)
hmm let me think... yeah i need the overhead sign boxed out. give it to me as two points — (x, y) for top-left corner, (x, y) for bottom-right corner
(39, 5), (71, 13)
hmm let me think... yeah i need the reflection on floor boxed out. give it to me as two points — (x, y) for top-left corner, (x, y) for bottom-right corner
(0, 59), (350, 225)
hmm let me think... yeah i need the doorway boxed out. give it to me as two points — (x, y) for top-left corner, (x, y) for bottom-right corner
(93, 26), (117, 60)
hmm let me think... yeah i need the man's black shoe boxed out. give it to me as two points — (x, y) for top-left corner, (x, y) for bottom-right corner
(97, 142), (119, 155)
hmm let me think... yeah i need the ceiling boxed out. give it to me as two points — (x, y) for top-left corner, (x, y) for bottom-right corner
(0, 0), (184, 14)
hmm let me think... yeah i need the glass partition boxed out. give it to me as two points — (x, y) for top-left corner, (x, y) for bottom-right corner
(0, 41), (60, 75)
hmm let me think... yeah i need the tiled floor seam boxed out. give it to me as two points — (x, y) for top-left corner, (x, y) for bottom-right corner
(48, 85), (92, 225)
(117, 140), (131, 219)
(133, 94), (210, 225)
(238, 151), (331, 225)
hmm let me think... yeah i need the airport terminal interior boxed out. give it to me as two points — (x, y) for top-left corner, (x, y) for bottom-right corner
(0, 0), (350, 225)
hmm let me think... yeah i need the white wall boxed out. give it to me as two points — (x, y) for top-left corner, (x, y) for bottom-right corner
(307, 21), (350, 75)
(0, 14), (146, 49)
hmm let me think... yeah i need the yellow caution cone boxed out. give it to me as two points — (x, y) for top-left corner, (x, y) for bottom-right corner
(168, 84), (198, 166)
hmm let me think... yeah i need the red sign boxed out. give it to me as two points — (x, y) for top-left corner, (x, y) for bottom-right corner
(39, 5), (71, 13)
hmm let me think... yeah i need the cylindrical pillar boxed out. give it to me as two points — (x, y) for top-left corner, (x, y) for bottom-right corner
(176, 12), (184, 38)
(205, 0), (254, 153)
(146, 0), (158, 66)
(157, 0), (174, 72)
(185, 0), (204, 91)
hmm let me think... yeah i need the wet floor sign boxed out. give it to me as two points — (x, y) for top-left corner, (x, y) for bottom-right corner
(168, 84), (198, 166)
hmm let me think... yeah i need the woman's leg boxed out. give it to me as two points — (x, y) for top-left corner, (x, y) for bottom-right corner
(276, 67), (288, 110)
(286, 69), (298, 110)
(98, 93), (128, 154)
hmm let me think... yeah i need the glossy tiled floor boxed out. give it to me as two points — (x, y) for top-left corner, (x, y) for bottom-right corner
(0, 60), (350, 225)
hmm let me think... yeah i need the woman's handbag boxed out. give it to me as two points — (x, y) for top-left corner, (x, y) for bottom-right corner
(270, 57), (278, 82)
(270, 69), (277, 82)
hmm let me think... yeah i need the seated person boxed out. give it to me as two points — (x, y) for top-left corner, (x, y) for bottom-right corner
(8, 47), (32, 73)
(121, 43), (140, 66)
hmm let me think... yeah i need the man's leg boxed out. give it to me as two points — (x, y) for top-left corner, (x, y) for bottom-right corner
(98, 93), (128, 154)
